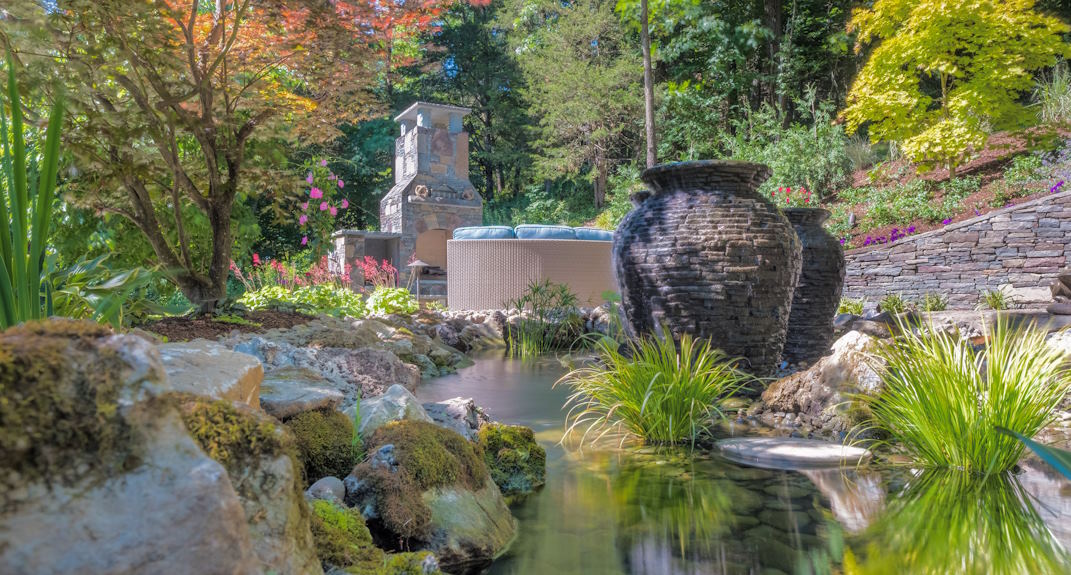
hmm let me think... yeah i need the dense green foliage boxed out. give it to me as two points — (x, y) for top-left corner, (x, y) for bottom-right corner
(862, 318), (1071, 473)
(557, 332), (752, 447)
(366, 287), (419, 316)
(239, 285), (366, 318)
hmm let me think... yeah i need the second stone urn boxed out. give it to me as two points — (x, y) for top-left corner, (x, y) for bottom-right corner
(613, 161), (802, 376)
(781, 208), (846, 364)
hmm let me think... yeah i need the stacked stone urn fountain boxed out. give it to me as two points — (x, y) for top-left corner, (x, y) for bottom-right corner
(613, 161), (845, 375)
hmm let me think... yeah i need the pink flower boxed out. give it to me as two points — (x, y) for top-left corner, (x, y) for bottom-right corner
(306, 172), (313, 184)
(299, 214), (308, 225)
(319, 202), (328, 211)
(320, 159), (328, 167)
(301, 202), (308, 211)
(340, 199), (349, 209)
(301, 236), (308, 245)
(252, 253), (261, 266)
(338, 180), (344, 188)
(328, 173), (336, 180)
(310, 187), (323, 199)
(330, 206), (338, 216)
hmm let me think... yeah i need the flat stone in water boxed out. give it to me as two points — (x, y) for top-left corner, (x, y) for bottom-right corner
(717, 437), (871, 470)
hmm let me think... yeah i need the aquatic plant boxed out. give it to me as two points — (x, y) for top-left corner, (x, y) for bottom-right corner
(505, 279), (583, 360)
(844, 470), (1070, 574)
(556, 332), (752, 447)
(0, 55), (64, 328)
(861, 318), (1071, 473)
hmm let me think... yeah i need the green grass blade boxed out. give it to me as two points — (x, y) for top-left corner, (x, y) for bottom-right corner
(996, 426), (1071, 479)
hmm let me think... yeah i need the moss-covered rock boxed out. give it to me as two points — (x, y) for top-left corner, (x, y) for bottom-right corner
(286, 408), (359, 482)
(310, 499), (443, 575)
(477, 424), (546, 495)
(345, 420), (515, 572)
(0, 319), (144, 498)
(179, 397), (286, 471)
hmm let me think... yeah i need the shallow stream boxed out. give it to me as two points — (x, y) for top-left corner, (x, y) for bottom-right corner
(416, 355), (1071, 575)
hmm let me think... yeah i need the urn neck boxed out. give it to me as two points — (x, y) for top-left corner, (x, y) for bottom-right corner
(782, 207), (831, 227)
(640, 161), (773, 196)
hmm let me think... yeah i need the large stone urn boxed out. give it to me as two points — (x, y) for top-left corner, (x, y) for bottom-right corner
(781, 208), (845, 364)
(613, 161), (802, 375)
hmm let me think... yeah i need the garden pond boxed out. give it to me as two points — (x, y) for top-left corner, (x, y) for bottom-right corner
(416, 355), (1071, 575)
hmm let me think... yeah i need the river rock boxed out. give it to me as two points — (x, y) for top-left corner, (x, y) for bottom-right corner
(158, 339), (263, 407)
(306, 476), (346, 503)
(259, 366), (344, 419)
(349, 384), (433, 437)
(759, 330), (883, 433)
(423, 397), (490, 441)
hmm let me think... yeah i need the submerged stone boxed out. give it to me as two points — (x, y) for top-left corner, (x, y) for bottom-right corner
(717, 437), (872, 470)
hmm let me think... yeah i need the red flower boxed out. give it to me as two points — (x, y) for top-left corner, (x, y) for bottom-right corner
(252, 253), (261, 266)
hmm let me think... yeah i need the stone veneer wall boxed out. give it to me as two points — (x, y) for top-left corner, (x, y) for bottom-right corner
(843, 190), (1071, 308)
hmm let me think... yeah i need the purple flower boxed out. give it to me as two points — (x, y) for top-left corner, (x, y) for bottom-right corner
(301, 236), (308, 246)
(319, 201), (328, 211)
(299, 214), (308, 225)
(305, 172), (314, 184)
(338, 180), (344, 189)
(301, 202), (308, 211)
(319, 159), (328, 167)
(864, 236), (873, 246)
(907, 226), (916, 233)
(340, 199), (349, 209)
(839, 238), (846, 245)
(330, 206), (338, 216)
(942, 218), (952, 225)
(310, 187), (323, 199)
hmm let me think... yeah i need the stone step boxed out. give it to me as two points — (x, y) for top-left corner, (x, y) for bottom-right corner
(716, 437), (872, 471)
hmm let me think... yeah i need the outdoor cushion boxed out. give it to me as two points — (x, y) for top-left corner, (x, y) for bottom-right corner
(574, 228), (613, 241)
(514, 224), (577, 240)
(452, 226), (516, 240)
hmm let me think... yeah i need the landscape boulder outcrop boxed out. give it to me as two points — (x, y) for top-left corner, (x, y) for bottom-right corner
(423, 396), (490, 441)
(158, 339), (263, 407)
(259, 366), (345, 420)
(757, 330), (884, 435)
(350, 383), (434, 437)
(477, 424), (546, 496)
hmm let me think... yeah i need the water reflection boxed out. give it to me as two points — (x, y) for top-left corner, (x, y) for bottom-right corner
(845, 470), (1071, 575)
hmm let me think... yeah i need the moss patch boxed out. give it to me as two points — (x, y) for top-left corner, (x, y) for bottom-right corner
(286, 409), (358, 482)
(176, 396), (288, 473)
(477, 424), (546, 495)
(311, 499), (443, 575)
(357, 420), (488, 540)
(0, 319), (139, 501)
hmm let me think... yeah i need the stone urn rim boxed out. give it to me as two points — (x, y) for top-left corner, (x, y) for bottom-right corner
(782, 207), (832, 226)
(640, 160), (773, 195)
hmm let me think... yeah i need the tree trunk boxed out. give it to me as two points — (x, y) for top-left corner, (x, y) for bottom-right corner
(764, 0), (783, 108)
(641, 0), (657, 168)
(594, 150), (607, 209)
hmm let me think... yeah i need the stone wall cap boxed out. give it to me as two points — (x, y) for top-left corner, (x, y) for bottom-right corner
(641, 160), (773, 193)
(395, 101), (471, 123)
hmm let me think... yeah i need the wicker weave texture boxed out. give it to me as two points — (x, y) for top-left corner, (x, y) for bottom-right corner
(447, 239), (616, 310)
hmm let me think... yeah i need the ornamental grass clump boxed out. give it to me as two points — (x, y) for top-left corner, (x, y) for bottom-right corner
(556, 333), (752, 448)
(862, 317), (1071, 474)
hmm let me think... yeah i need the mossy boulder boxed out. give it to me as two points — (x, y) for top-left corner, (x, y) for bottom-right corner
(477, 424), (546, 496)
(178, 397), (323, 575)
(309, 499), (442, 574)
(286, 408), (359, 482)
(345, 420), (516, 572)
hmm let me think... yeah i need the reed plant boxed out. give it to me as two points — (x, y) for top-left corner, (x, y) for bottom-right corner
(505, 279), (582, 360)
(917, 291), (948, 312)
(978, 288), (1010, 310)
(861, 317), (1071, 473)
(877, 292), (908, 314)
(556, 332), (752, 448)
(0, 56), (64, 328)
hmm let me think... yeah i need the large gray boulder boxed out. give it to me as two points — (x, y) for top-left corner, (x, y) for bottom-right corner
(259, 366), (344, 420)
(0, 321), (261, 575)
(158, 339), (263, 407)
(423, 397), (490, 441)
(348, 383), (433, 437)
(760, 330), (883, 434)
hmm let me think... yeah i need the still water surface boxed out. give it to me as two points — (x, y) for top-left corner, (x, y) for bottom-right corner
(416, 355), (1071, 575)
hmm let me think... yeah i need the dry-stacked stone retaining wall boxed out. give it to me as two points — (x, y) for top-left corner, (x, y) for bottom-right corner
(843, 190), (1071, 308)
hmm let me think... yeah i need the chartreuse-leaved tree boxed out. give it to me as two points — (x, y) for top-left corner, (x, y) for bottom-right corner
(844, 0), (1070, 178)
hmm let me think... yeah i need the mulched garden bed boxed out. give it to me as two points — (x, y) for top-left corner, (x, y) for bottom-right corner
(137, 310), (315, 342)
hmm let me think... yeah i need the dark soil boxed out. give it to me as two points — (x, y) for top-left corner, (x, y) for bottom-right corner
(137, 310), (315, 342)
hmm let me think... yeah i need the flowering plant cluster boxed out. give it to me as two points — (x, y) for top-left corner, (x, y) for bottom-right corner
(299, 158), (350, 255)
(861, 225), (917, 247)
(231, 255), (352, 297)
(771, 186), (814, 207)
(355, 256), (397, 289)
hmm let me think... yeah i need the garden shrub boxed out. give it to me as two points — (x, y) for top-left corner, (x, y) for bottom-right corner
(879, 293), (909, 314)
(285, 409), (359, 482)
(239, 284), (365, 318)
(838, 297), (865, 315)
(477, 424), (546, 495)
(859, 177), (979, 228)
(918, 292), (948, 312)
(366, 287), (418, 316)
